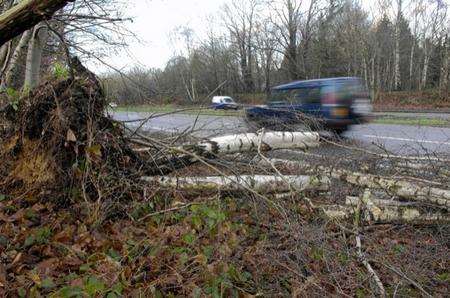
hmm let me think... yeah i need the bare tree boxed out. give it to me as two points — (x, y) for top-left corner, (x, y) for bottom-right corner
(223, 0), (260, 92)
(419, 0), (448, 90)
(268, 0), (302, 80)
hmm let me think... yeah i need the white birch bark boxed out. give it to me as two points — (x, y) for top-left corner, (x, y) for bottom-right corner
(439, 36), (449, 97)
(24, 24), (48, 89)
(0, 41), (10, 71)
(1, 29), (32, 88)
(324, 190), (450, 223)
(198, 131), (320, 154)
(136, 131), (320, 155)
(142, 174), (330, 193)
(420, 42), (430, 90)
(258, 158), (450, 209)
(322, 205), (449, 223)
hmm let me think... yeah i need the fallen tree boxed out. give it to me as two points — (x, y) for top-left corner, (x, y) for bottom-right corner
(0, 0), (73, 47)
(138, 131), (320, 174)
(142, 174), (330, 193)
(322, 201), (450, 223)
(258, 158), (450, 210)
(0, 58), (146, 202)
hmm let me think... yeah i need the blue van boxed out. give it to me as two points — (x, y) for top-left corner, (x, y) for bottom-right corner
(245, 77), (372, 134)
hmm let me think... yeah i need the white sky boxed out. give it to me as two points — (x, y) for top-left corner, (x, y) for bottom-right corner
(96, 0), (227, 72)
(96, 0), (380, 73)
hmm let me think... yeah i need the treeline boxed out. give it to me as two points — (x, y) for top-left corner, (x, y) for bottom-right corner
(104, 0), (449, 106)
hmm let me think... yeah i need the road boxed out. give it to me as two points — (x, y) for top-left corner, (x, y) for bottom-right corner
(113, 111), (450, 156)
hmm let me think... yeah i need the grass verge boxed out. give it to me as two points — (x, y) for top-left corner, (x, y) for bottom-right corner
(374, 117), (450, 127)
(115, 105), (242, 117)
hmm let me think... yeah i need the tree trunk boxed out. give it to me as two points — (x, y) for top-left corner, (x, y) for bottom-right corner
(0, 0), (72, 47)
(322, 205), (449, 223)
(0, 41), (9, 67)
(439, 35), (449, 98)
(409, 39), (415, 90)
(1, 29), (32, 89)
(136, 131), (320, 175)
(142, 175), (330, 193)
(0, 0), (13, 69)
(24, 24), (48, 90)
(258, 158), (450, 209)
(420, 41), (430, 90)
(393, 0), (402, 91)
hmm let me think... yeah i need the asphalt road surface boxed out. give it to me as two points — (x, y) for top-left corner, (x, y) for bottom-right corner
(113, 111), (450, 156)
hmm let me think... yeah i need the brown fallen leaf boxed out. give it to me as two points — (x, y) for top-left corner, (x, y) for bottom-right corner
(11, 252), (22, 267)
(0, 262), (6, 287)
(66, 129), (77, 142)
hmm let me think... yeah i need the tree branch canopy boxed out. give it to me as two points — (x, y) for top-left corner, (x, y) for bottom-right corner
(0, 0), (73, 47)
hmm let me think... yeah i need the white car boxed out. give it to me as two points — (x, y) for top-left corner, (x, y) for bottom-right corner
(211, 96), (239, 110)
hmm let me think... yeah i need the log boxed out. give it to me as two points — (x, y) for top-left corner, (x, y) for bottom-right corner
(0, 0), (72, 47)
(142, 174), (330, 193)
(194, 131), (320, 154)
(144, 131), (320, 175)
(321, 205), (449, 223)
(259, 158), (450, 209)
(328, 168), (450, 209)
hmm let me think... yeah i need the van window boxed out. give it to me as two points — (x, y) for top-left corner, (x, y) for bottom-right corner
(290, 87), (321, 104)
(269, 89), (290, 102)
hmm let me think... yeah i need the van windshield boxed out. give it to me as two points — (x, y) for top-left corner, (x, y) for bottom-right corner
(269, 87), (321, 104)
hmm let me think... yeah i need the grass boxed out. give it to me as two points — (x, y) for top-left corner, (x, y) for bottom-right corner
(373, 117), (450, 127)
(115, 104), (242, 117)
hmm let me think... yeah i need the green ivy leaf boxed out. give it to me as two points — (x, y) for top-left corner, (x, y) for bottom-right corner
(41, 277), (56, 289)
(182, 233), (196, 245)
(58, 286), (83, 298)
(84, 276), (105, 296)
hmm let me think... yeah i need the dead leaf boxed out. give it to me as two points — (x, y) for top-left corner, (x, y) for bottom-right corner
(0, 263), (6, 287)
(11, 253), (22, 266)
(66, 129), (77, 142)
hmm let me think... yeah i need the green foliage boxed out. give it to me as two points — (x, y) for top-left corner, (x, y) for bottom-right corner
(51, 276), (119, 298)
(6, 87), (20, 110)
(393, 244), (406, 255)
(436, 272), (449, 282)
(24, 227), (52, 247)
(130, 201), (155, 220)
(84, 276), (106, 296)
(0, 194), (7, 202)
(17, 288), (27, 298)
(41, 277), (56, 290)
(182, 232), (196, 245)
(189, 203), (226, 235)
(53, 62), (70, 80)
(310, 247), (324, 261)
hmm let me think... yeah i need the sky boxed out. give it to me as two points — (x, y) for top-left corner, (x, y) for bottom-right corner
(95, 0), (227, 72)
(95, 0), (379, 73)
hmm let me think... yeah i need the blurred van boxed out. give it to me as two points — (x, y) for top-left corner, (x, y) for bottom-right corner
(245, 77), (372, 134)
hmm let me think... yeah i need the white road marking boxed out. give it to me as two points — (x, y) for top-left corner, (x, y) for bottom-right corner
(363, 134), (450, 146)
